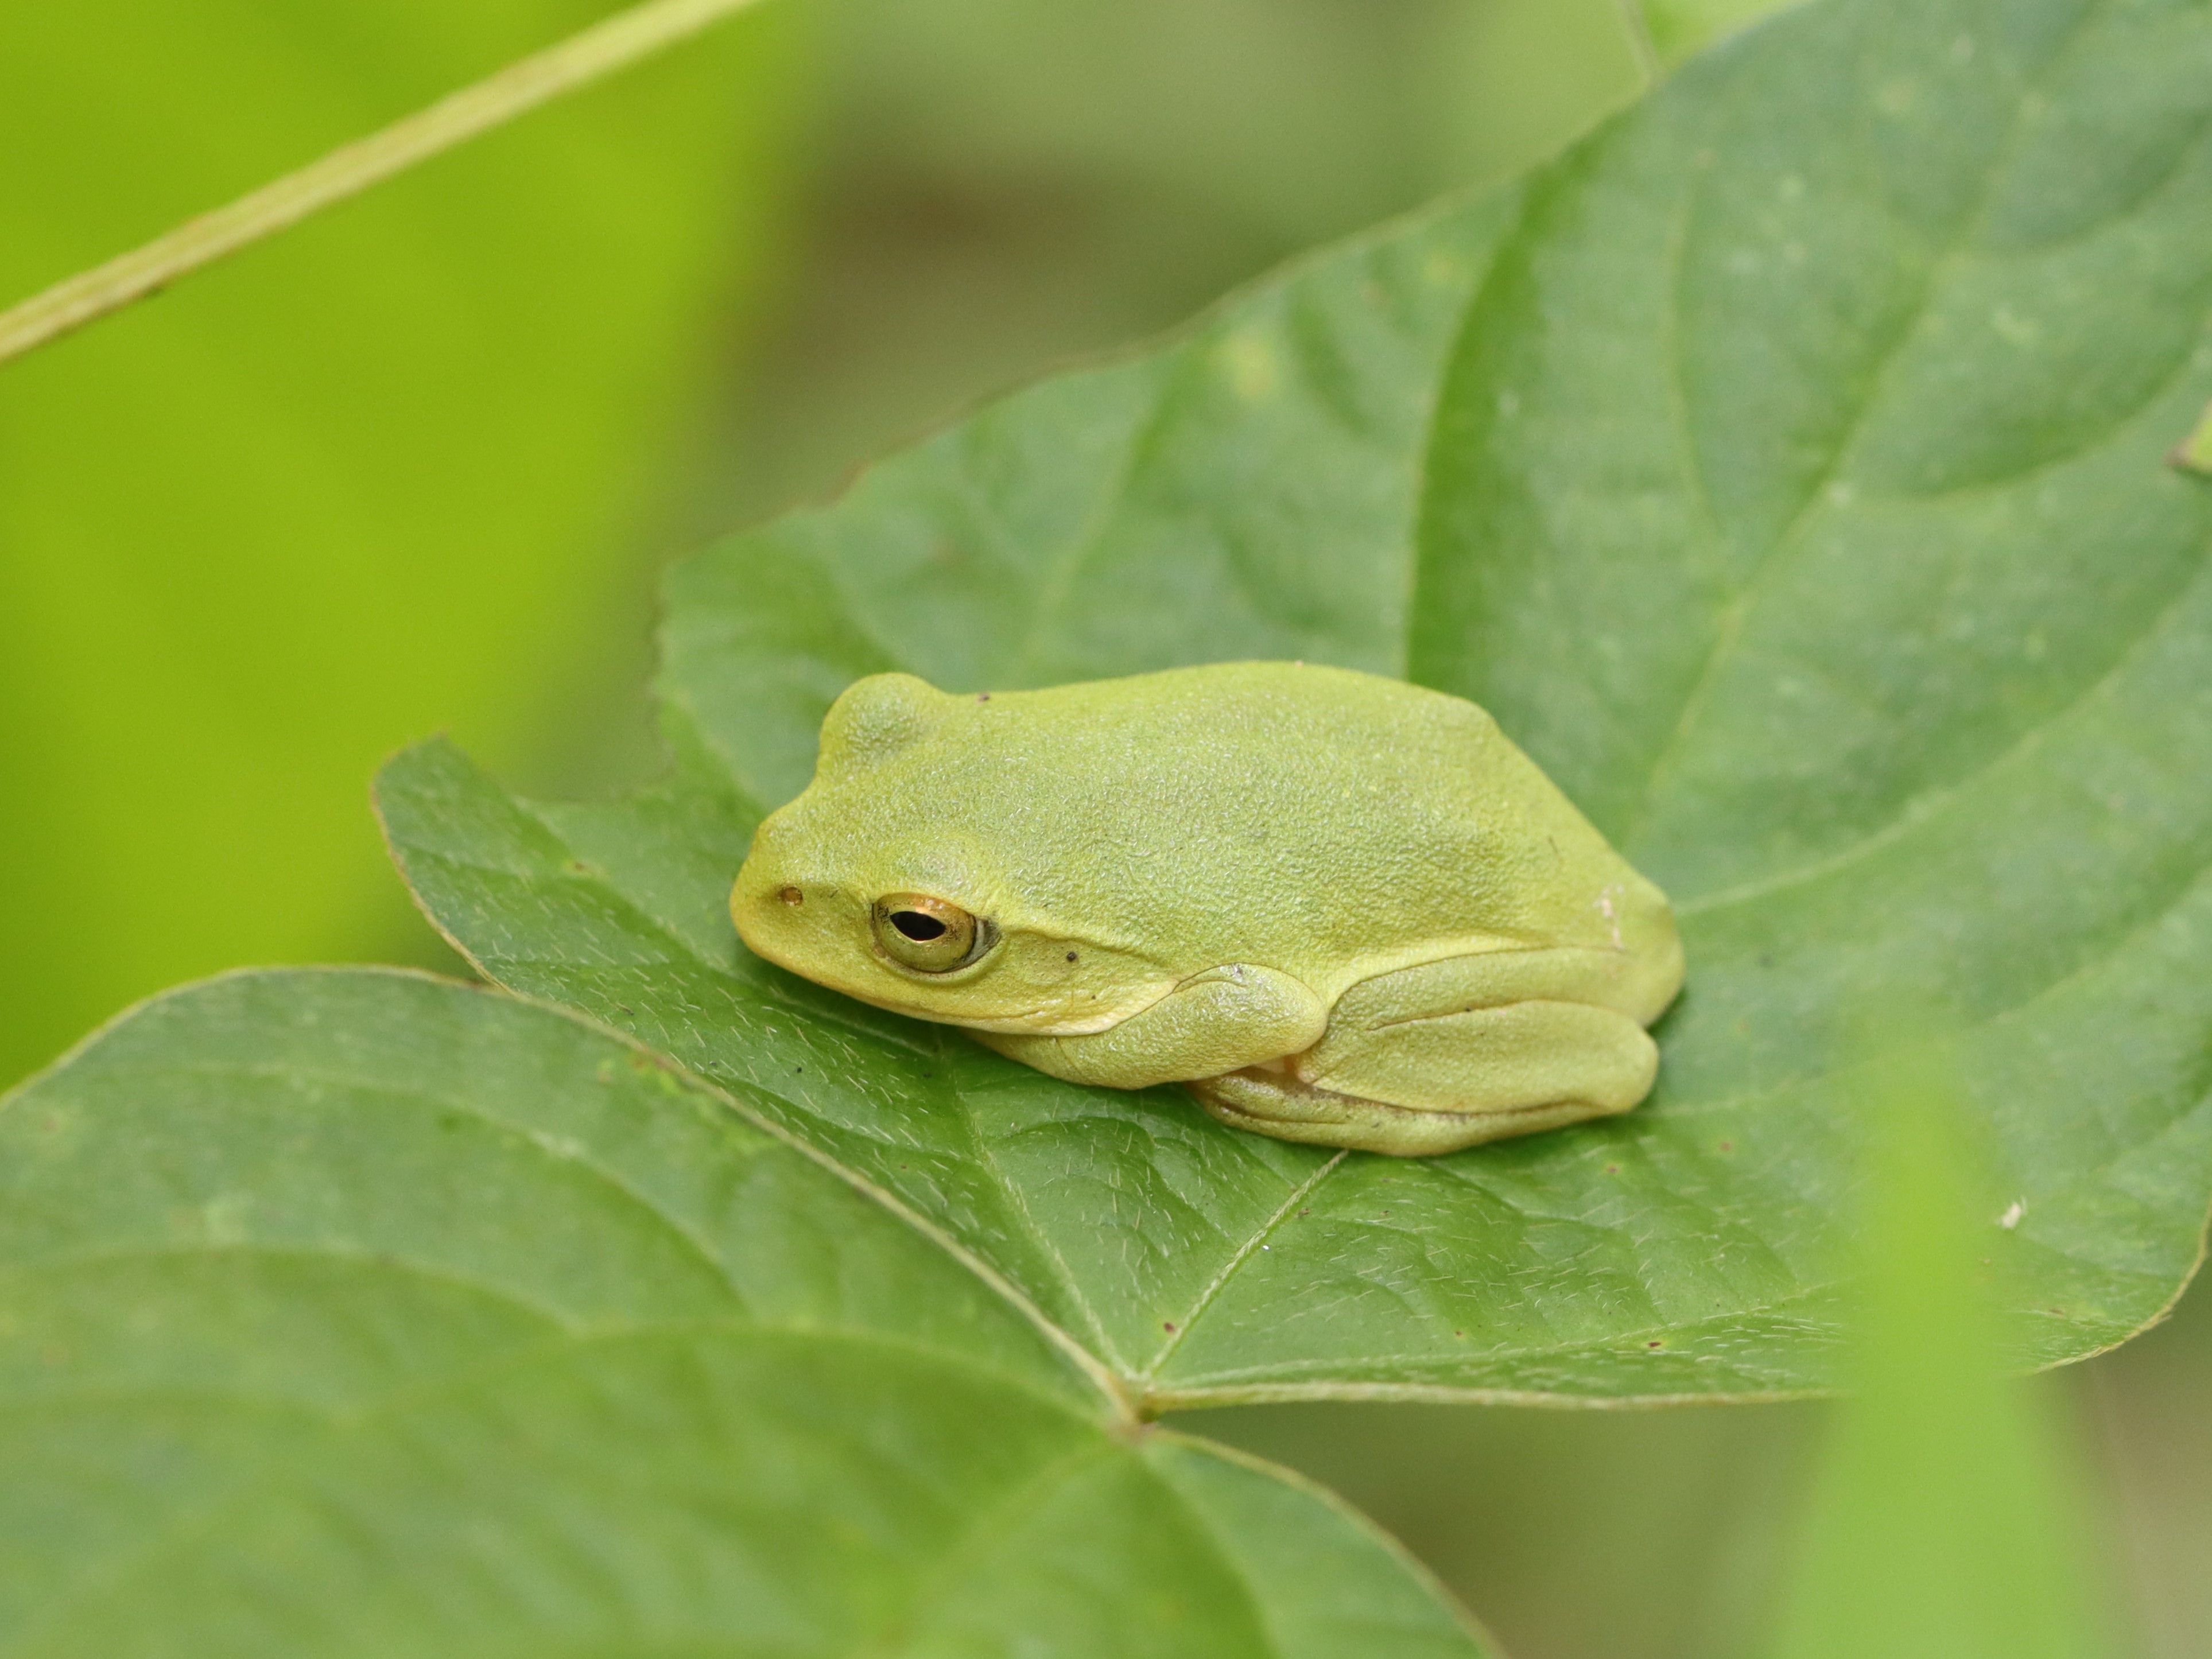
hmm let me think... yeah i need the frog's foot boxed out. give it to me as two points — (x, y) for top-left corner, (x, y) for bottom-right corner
(1187, 1067), (1601, 1156)
(1188, 950), (1665, 1157)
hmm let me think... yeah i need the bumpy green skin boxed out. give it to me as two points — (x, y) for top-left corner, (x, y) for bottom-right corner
(731, 663), (1682, 1156)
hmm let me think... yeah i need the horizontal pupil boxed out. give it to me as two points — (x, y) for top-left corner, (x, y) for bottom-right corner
(892, 911), (948, 942)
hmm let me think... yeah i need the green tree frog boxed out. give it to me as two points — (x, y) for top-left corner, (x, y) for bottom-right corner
(731, 662), (1683, 1156)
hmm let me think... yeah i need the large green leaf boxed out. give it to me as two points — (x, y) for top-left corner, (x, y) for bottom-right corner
(1766, 1060), (2110, 1659)
(0, 970), (1489, 1657)
(379, 0), (2212, 1408)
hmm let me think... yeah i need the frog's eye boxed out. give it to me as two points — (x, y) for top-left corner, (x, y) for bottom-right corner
(872, 892), (989, 973)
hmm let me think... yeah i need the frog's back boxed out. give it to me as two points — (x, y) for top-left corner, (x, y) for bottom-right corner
(942, 661), (1652, 986)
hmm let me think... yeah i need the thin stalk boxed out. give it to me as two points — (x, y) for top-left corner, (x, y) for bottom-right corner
(1613, 0), (1663, 86)
(0, 0), (771, 369)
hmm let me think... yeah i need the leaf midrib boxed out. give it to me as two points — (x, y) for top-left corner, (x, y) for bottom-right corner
(1620, 0), (2117, 854)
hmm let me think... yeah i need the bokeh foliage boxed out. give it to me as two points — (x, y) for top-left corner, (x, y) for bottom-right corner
(1769, 1055), (2113, 1659)
(1642, 0), (1804, 61)
(0, 0), (800, 1086)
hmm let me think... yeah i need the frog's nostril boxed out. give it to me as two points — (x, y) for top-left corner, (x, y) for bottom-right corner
(891, 910), (946, 942)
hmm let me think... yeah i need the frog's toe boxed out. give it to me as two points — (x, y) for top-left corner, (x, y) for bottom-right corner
(1185, 1070), (1603, 1157)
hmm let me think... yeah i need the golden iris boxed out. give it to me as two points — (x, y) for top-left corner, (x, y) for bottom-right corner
(872, 893), (985, 973)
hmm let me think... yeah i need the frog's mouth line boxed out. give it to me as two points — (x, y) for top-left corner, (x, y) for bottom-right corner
(830, 966), (1178, 1039)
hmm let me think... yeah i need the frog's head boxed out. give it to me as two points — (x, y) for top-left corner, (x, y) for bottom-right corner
(729, 673), (1171, 1034)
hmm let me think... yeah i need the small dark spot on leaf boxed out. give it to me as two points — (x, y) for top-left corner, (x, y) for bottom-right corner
(778, 885), (804, 906)
(1647, 1341), (1663, 1349)
(1298, 1209), (1309, 1217)
(1066, 951), (1078, 962)
(1162, 1320), (1177, 1333)
(1454, 1330), (1465, 1338)
(1604, 1163), (1620, 1175)
(976, 691), (991, 702)
(565, 859), (591, 876)
(794, 1066), (804, 1074)
(1717, 1140), (1733, 1152)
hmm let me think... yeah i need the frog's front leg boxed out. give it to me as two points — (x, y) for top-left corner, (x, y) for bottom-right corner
(1186, 947), (1670, 1156)
(973, 963), (1327, 1091)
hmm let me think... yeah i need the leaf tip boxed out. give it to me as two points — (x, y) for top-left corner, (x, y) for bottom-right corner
(2170, 399), (2212, 476)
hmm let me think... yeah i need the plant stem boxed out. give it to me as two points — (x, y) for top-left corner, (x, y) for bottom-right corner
(1613, 0), (1663, 86)
(0, 0), (771, 370)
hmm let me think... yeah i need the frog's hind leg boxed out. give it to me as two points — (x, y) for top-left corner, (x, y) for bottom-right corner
(1186, 947), (1665, 1157)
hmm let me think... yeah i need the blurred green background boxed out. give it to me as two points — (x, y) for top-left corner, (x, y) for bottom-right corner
(2, 1), (2204, 1655)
